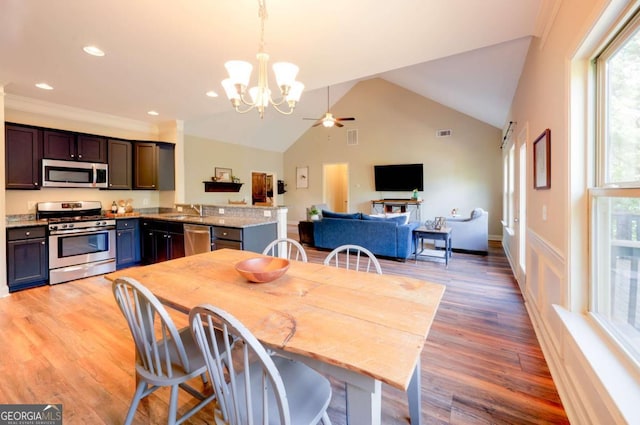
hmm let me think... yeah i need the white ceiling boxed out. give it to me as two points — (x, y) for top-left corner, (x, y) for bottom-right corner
(0, 0), (551, 152)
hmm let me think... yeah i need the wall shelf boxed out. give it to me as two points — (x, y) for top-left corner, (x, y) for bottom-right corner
(203, 181), (243, 192)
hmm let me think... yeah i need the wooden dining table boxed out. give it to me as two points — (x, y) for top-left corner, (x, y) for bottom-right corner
(104, 248), (445, 425)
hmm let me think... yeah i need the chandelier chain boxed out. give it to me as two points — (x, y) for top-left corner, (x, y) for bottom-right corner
(258, 0), (267, 52)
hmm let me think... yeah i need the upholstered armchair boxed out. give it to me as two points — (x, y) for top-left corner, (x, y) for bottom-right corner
(436, 208), (488, 254)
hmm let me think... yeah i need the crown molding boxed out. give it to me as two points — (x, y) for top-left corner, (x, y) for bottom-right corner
(4, 94), (159, 136)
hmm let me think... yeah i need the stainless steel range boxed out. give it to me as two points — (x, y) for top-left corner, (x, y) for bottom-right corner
(37, 201), (116, 284)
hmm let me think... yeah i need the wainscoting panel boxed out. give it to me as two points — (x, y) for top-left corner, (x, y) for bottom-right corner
(526, 230), (566, 363)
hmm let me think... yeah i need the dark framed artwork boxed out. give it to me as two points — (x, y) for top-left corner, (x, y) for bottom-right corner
(533, 129), (551, 190)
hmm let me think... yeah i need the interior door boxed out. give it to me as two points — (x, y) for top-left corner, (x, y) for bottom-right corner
(323, 163), (349, 212)
(516, 126), (528, 285)
(252, 172), (267, 204)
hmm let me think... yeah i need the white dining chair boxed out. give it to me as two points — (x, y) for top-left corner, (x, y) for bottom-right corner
(323, 244), (382, 274)
(190, 303), (332, 425)
(112, 277), (218, 425)
(262, 237), (308, 262)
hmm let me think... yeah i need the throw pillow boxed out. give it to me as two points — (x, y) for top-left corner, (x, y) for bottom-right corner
(384, 212), (411, 225)
(361, 213), (406, 225)
(322, 210), (362, 220)
(361, 213), (388, 221)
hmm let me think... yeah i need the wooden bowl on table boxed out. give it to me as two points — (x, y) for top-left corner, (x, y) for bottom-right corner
(235, 257), (290, 283)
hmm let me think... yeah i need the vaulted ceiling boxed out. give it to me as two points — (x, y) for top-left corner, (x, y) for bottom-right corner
(0, 1), (554, 152)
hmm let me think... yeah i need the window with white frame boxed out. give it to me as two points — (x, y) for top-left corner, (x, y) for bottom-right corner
(591, 9), (640, 364)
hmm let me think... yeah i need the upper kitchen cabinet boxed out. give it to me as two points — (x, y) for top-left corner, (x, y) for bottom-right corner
(107, 139), (132, 190)
(133, 142), (175, 190)
(5, 124), (42, 190)
(43, 130), (107, 163)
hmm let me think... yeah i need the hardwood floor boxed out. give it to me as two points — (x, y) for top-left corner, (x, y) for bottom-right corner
(0, 239), (569, 424)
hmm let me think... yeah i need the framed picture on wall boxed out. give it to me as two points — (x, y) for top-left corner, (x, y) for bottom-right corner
(296, 166), (308, 189)
(215, 167), (232, 182)
(533, 129), (551, 189)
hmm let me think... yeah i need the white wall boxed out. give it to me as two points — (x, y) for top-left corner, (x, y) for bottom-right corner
(504, 0), (640, 422)
(284, 78), (504, 237)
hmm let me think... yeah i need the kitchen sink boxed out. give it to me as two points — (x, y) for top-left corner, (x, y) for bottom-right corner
(163, 214), (200, 220)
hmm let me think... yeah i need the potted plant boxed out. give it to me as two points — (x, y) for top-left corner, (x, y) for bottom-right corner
(309, 207), (320, 221)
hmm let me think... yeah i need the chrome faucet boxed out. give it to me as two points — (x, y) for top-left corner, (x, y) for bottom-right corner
(190, 204), (203, 217)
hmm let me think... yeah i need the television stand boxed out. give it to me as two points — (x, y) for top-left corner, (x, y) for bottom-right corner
(371, 199), (423, 221)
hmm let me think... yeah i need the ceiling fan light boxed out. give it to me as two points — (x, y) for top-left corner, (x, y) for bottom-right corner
(273, 62), (299, 90)
(286, 81), (304, 103)
(225, 60), (253, 89)
(322, 118), (335, 128)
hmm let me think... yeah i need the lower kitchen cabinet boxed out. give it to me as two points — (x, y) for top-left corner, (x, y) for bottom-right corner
(7, 226), (48, 292)
(213, 223), (276, 253)
(141, 220), (184, 264)
(116, 219), (140, 269)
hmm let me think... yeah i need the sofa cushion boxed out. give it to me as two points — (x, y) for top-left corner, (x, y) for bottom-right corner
(322, 210), (362, 220)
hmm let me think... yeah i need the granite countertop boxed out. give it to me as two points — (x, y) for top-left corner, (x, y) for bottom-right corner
(138, 213), (277, 228)
(5, 219), (49, 229)
(5, 214), (276, 229)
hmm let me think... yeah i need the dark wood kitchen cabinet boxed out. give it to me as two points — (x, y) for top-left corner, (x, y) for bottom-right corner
(107, 139), (132, 189)
(140, 220), (184, 264)
(7, 226), (48, 292)
(133, 142), (175, 190)
(43, 130), (106, 163)
(116, 219), (140, 269)
(5, 124), (42, 190)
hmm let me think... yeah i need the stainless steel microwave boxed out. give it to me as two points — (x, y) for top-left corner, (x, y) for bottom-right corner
(42, 159), (108, 188)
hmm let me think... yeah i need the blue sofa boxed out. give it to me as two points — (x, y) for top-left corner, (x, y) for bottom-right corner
(312, 213), (420, 260)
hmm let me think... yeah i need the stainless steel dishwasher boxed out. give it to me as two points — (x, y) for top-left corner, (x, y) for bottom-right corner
(183, 224), (212, 256)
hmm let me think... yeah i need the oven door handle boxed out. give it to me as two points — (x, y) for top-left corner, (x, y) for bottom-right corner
(49, 226), (115, 236)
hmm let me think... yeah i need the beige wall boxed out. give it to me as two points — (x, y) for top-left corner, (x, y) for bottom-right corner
(284, 78), (503, 237)
(184, 134), (283, 206)
(504, 0), (639, 423)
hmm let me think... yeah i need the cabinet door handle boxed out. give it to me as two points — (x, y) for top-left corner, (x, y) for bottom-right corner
(78, 154), (82, 158)
(71, 154), (75, 158)
(25, 232), (30, 236)
(117, 232), (122, 236)
(34, 182), (38, 186)
(41, 241), (45, 245)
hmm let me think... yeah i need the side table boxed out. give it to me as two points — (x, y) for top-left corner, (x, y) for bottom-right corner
(413, 226), (452, 267)
(298, 220), (315, 246)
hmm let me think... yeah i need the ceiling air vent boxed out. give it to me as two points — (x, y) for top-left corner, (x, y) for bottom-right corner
(436, 129), (452, 137)
(347, 129), (358, 145)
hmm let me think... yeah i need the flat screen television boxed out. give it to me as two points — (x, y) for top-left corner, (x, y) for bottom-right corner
(374, 163), (424, 192)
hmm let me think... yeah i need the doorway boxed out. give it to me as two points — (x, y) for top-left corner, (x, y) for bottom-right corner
(251, 171), (276, 206)
(322, 163), (349, 212)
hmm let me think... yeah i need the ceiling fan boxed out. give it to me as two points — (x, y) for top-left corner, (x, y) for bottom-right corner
(303, 87), (355, 128)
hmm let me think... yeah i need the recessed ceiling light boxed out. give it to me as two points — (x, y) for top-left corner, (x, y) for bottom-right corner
(35, 83), (53, 90)
(206, 90), (219, 98)
(83, 45), (105, 57)
(147, 110), (159, 116)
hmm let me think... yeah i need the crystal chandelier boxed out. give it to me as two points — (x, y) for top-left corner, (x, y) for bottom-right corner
(221, 0), (304, 118)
